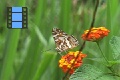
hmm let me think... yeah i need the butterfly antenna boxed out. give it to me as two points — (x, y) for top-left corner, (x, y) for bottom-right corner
(41, 48), (63, 56)
(41, 49), (53, 53)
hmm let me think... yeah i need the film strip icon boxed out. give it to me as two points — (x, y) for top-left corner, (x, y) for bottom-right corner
(7, 7), (28, 29)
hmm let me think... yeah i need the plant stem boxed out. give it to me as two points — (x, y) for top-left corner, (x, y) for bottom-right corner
(96, 42), (109, 64)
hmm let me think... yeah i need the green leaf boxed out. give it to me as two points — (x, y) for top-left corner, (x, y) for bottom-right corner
(0, 30), (20, 80)
(86, 58), (105, 63)
(109, 60), (120, 64)
(86, 58), (107, 65)
(70, 64), (116, 80)
(109, 36), (120, 59)
(34, 26), (47, 46)
(32, 52), (55, 80)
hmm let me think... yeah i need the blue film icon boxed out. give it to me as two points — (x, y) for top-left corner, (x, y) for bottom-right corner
(7, 7), (28, 29)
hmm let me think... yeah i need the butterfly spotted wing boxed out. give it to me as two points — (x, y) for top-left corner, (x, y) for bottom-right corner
(52, 28), (79, 52)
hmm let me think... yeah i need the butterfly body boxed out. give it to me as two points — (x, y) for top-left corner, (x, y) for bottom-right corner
(52, 28), (79, 52)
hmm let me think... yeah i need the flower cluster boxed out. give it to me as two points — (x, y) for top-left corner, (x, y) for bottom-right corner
(58, 27), (110, 75)
(81, 27), (110, 41)
(59, 51), (87, 74)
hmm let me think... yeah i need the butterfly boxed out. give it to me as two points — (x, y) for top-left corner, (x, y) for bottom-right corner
(52, 28), (79, 52)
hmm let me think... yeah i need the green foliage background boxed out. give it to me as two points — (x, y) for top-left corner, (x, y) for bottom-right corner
(0, 0), (120, 80)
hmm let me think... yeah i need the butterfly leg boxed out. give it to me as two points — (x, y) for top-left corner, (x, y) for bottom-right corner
(57, 51), (63, 56)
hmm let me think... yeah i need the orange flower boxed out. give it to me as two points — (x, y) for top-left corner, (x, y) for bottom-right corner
(59, 51), (87, 74)
(81, 27), (110, 41)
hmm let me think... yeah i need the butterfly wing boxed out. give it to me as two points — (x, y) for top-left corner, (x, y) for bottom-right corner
(67, 35), (79, 49)
(52, 28), (68, 52)
(52, 28), (79, 52)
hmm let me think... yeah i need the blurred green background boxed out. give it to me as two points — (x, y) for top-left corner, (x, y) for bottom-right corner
(0, 0), (120, 80)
